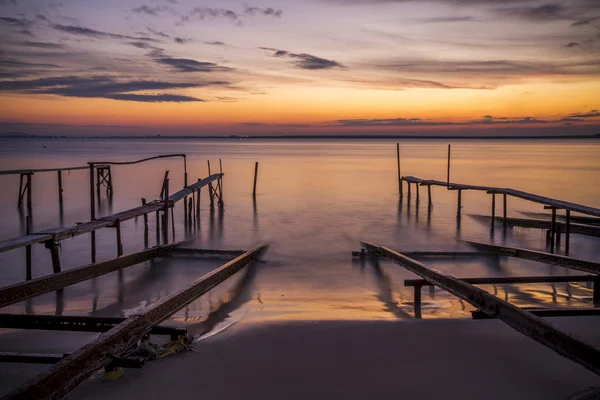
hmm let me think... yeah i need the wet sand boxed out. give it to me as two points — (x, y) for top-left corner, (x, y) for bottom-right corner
(47, 317), (600, 399)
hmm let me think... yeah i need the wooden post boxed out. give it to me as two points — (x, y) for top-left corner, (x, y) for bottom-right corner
(183, 155), (188, 187)
(416, 183), (420, 204)
(446, 144), (451, 187)
(188, 198), (193, 230)
(163, 178), (169, 245)
(550, 207), (557, 253)
(207, 160), (212, 176)
(45, 241), (62, 274)
(26, 173), (32, 219)
(141, 199), (148, 231)
(57, 171), (63, 204)
(457, 189), (462, 216)
(171, 205), (175, 241)
(115, 220), (123, 257)
(89, 164), (95, 220)
(414, 285), (422, 319)
(155, 210), (160, 245)
(491, 193), (496, 219)
(503, 193), (507, 227)
(18, 174), (24, 207)
(253, 161), (259, 197)
(565, 210), (571, 255)
(407, 182), (411, 199)
(196, 179), (201, 216)
(26, 216), (32, 281)
(396, 143), (402, 196)
(427, 185), (432, 207)
(219, 159), (224, 205)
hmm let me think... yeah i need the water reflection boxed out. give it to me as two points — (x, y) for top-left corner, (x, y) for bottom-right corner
(366, 255), (411, 319)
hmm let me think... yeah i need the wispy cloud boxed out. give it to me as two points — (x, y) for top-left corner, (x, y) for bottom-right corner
(494, 3), (567, 21)
(51, 23), (159, 42)
(0, 17), (32, 27)
(205, 41), (226, 46)
(244, 6), (283, 17)
(179, 5), (283, 25)
(261, 48), (345, 70)
(420, 16), (476, 23)
(174, 37), (189, 44)
(147, 27), (170, 38)
(22, 41), (64, 49)
(0, 75), (226, 102)
(151, 50), (231, 73)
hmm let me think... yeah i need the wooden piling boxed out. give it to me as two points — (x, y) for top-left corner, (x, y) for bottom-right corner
(57, 170), (63, 204)
(18, 174), (24, 207)
(550, 207), (557, 253)
(91, 231), (96, 263)
(155, 210), (160, 245)
(565, 210), (571, 255)
(503, 193), (507, 227)
(196, 180), (201, 216)
(457, 189), (462, 216)
(446, 144), (451, 187)
(427, 185), (432, 207)
(26, 216), (32, 281)
(45, 241), (62, 274)
(407, 182), (412, 199)
(26, 173), (32, 218)
(163, 179), (169, 244)
(396, 143), (402, 196)
(413, 285), (422, 318)
(141, 199), (148, 232)
(416, 183), (420, 204)
(171, 205), (175, 241)
(115, 220), (123, 257)
(253, 161), (259, 197)
(491, 193), (496, 220)
(89, 164), (95, 220)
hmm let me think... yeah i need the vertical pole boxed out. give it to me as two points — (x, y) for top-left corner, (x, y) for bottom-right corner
(171, 205), (175, 240)
(218, 159), (224, 207)
(46, 241), (62, 274)
(550, 207), (556, 253)
(183, 155), (188, 187)
(396, 143), (402, 196)
(491, 193), (496, 219)
(196, 179), (201, 216)
(408, 182), (411, 199)
(89, 163), (96, 263)
(26, 215), (32, 281)
(565, 210), (571, 255)
(207, 160), (212, 176)
(26, 173), (32, 219)
(457, 189), (462, 216)
(446, 144), (451, 187)
(107, 166), (113, 195)
(155, 210), (160, 245)
(142, 198), (148, 248)
(503, 193), (507, 227)
(416, 183), (420, 204)
(188, 198), (193, 229)
(115, 220), (123, 257)
(57, 170), (63, 204)
(427, 185), (432, 207)
(414, 285), (422, 319)
(18, 174), (24, 207)
(163, 178), (169, 245)
(253, 162), (259, 197)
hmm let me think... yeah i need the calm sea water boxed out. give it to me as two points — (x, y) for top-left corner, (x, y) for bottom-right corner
(0, 138), (599, 329)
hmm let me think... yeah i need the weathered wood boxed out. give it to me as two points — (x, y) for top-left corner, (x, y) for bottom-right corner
(45, 241), (62, 274)
(465, 240), (600, 274)
(0, 174), (223, 254)
(352, 251), (489, 258)
(472, 308), (600, 319)
(405, 274), (598, 287)
(469, 215), (600, 237)
(4, 244), (267, 400)
(115, 220), (123, 256)
(550, 207), (557, 253)
(457, 189), (462, 216)
(57, 170), (63, 205)
(361, 241), (600, 376)
(25, 216), (32, 281)
(0, 242), (183, 308)
(396, 144), (401, 196)
(446, 144), (451, 187)
(253, 162), (259, 197)
(0, 166), (90, 176)
(566, 210), (571, 255)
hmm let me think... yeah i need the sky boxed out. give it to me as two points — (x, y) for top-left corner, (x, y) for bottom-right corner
(0, 0), (599, 136)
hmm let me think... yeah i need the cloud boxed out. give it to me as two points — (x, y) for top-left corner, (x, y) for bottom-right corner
(51, 24), (159, 42)
(261, 48), (345, 70)
(0, 58), (61, 68)
(174, 37), (189, 44)
(0, 17), (32, 27)
(565, 42), (580, 47)
(147, 27), (170, 38)
(35, 14), (49, 22)
(19, 29), (34, 36)
(132, 5), (164, 16)
(205, 41), (225, 46)
(22, 41), (64, 49)
(420, 16), (476, 23)
(567, 111), (600, 118)
(155, 57), (230, 72)
(495, 3), (567, 21)
(571, 16), (600, 26)
(244, 6), (283, 17)
(0, 75), (226, 102)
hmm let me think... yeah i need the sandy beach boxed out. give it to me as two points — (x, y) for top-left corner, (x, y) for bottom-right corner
(39, 317), (598, 399)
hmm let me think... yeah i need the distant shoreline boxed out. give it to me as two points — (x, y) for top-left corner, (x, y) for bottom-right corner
(1, 133), (599, 140)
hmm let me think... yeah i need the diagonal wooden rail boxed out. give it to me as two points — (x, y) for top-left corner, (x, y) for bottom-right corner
(361, 241), (600, 376)
(3, 244), (268, 400)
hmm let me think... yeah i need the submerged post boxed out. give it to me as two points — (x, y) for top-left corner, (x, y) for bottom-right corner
(565, 210), (571, 255)
(550, 207), (557, 253)
(26, 216), (32, 281)
(115, 219), (123, 257)
(26, 173), (33, 219)
(457, 189), (462, 216)
(503, 193), (507, 227)
(163, 178), (169, 245)
(413, 285), (422, 318)
(45, 241), (62, 274)
(89, 163), (96, 263)
(446, 144), (451, 187)
(196, 179), (201, 216)
(427, 185), (432, 207)
(57, 171), (63, 205)
(253, 161), (259, 197)
(396, 143), (402, 196)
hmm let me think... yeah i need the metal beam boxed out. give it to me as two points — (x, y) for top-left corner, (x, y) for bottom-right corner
(465, 240), (600, 275)
(0, 242), (183, 308)
(4, 244), (268, 400)
(361, 241), (600, 376)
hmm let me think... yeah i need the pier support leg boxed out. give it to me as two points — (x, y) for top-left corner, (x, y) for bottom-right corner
(163, 179), (169, 245)
(503, 194), (507, 228)
(155, 210), (160, 245)
(491, 193), (496, 225)
(91, 231), (96, 263)
(26, 173), (32, 220)
(141, 198), (148, 248)
(457, 189), (462, 217)
(416, 183), (420, 204)
(196, 183), (201, 217)
(407, 182), (411, 200)
(565, 210), (571, 256)
(115, 220), (123, 257)
(57, 171), (63, 205)
(18, 174), (24, 207)
(427, 185), (432, 207)
(550, 207), (556, 253)
(396, 143), (402, 196)
(45, 241), (62, 274)
(26, 215), (32, 281)
(414, 285), (422, 319)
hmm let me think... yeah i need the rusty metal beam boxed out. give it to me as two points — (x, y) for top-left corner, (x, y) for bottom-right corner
(465, 240), (600, 275)
(4, 244), (268, 400)
(361, 241), (600, 376)
(0, 242), (183, 308)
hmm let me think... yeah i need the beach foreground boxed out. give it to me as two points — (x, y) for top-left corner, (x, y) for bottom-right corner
(56, 318), (600, 399)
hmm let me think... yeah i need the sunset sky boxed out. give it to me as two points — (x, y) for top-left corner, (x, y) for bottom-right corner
(1, 0), (599, 136)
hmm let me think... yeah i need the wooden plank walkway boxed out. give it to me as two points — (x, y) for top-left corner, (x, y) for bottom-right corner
(361, 241), (600, 376)
(470, 215), (600, 237)
(403, 176), (600, 217)
(0, 173), (223, 254)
